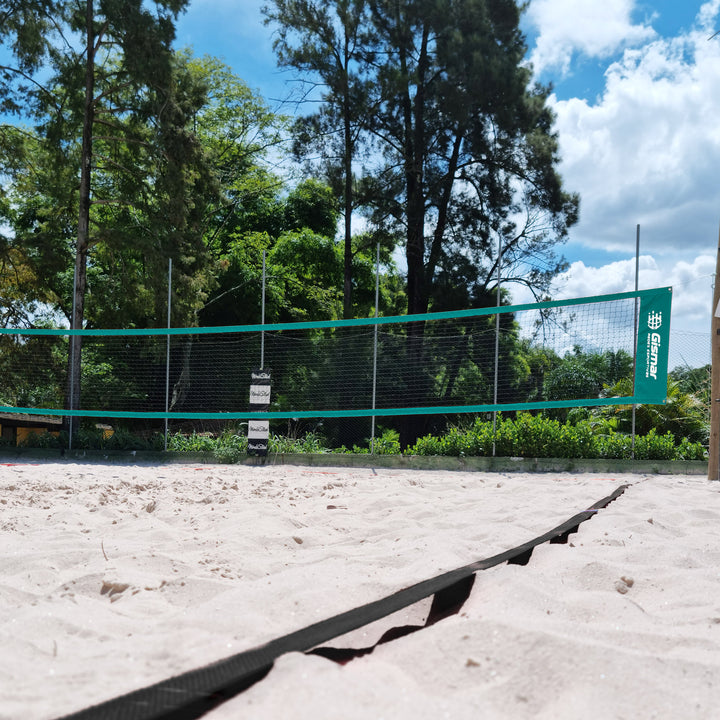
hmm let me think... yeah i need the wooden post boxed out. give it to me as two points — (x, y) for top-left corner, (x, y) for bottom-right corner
(708, 225), (720, 480)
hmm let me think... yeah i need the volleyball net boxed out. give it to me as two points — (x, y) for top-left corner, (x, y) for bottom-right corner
(0, 287), (672, 430)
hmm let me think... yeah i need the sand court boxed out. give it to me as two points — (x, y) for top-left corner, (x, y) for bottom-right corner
(1, 461), (719, 718)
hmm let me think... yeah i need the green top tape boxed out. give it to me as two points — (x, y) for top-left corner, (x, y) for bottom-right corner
(0, 287), (671, 337)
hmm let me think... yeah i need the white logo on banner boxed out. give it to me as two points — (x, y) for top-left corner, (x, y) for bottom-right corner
(647, 311), (662, 330)
(646, 310), (663, 380)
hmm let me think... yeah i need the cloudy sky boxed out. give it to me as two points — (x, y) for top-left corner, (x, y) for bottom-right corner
(175, 0), (720, 365)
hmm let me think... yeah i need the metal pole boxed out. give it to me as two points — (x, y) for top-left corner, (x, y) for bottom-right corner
(371, 244), (380, 454)
(68, 266), (78, 451)
(164, 258), (172, 452)
(708, 223), (720, 480)
(632, 224), (639, 459)
(492, 234), (501, 456)
(261, 250), (266, 369)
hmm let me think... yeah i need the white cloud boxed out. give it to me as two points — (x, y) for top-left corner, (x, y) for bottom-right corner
(540, 255), (714, 367)
(548, 2), (720, 258)
(551, 254), (714, 310)
(552, 256), (659, 297)
(527, 0), (655, 75)
(510, 253), (713, 366)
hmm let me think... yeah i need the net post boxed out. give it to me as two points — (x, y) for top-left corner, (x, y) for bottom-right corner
(709, 224), (720, 480)
(261, 251), (266, 369)
(164, 258), (172, 452)
(371, 243), (380, 455)
(492, 234), (501, 457)
(68, 264), (78, 451)
(631, 224), (640, 460)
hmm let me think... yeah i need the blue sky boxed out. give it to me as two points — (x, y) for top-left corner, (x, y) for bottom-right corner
(173, 0), (719, 364)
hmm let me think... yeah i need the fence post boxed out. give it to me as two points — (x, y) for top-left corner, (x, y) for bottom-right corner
(632, 224), (640, 459)
(709, 225), (720, 480)
(492, 234), (501, 456)
(164, 258), (172, 452)
(68, 266), (78, 451)
(261, 251), (266, 369)
(371, 244), (380, 454)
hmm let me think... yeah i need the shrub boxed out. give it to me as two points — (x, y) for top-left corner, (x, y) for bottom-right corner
(12, 414), (706, 462)
(374, 428), (401, 455)
(167, 431), (216, 452)
(20, 430), (62, 449)
(270, 431), (326, 454)
(406, 413), (705, 462)
(633, 429), (676, 461)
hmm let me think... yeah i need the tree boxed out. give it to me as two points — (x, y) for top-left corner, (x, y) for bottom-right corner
(0, 1), (59, 115)
(184, 54), (286, 255)
(0, 1), (214, 426)
(263, 0), (375, 318)
(363, 0), (578, 316)
(266, 0), (578, 445)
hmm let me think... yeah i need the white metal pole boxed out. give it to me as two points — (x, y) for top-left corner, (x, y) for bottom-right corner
(68, 266), (78, 451)
(708, 224), (720, 480)
(492, 235), (501, 456)
(371, 244), (380, 454)
(261, 250), (266, 369)
(632, 225), (639, 459)
(164, 258), (172, 452)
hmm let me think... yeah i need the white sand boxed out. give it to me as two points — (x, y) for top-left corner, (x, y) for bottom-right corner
(1, 461), (719, 719)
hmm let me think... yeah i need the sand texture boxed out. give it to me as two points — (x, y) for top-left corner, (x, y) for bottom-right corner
(1, 461), (719, 719)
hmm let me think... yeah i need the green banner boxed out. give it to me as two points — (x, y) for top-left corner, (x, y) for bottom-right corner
(634, 286), (672, 404)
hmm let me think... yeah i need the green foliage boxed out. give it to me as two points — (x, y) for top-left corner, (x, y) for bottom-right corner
(0, 335), (65, 408)
(543, 348), (634, 407)
(167, 431), (217, 452)
(266, 0), (578, 320)
(267, 229), (344, 320)
(373, 428), (401, 455)
(18, 430), (63, 449)
(1, 9), (218, 333)
(283, 179), (339, 238)
(263, 0), (375, 316)
(270, 431), (327, 454)
(14, 411), (707, 463)
(19, 425), (166, 451)
(590, 377), (709, 444)
(407, 413), (705, 462)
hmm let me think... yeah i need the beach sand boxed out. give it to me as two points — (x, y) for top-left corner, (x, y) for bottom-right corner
(1, 461), (719, 719)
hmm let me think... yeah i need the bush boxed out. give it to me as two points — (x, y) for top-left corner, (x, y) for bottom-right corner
(632, 429), (676, 461)
(167, 431), (216, 452)
(406, 412), (706, 462)
(20, 430), (63, 449)
(12, 414), (707, 462)
(373, 428), (401, 455)
(270, 431), (326, 454)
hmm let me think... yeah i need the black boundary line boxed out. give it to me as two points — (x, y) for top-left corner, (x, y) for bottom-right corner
(57, 483), (629, 720)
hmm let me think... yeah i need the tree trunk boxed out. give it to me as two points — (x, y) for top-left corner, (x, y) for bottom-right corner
(65, 0), (95, 436)
(398, 21), (430, 448)
(342, 48), (353, 319)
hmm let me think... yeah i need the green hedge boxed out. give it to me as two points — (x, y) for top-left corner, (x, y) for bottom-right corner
(17, 413), (707, 462)
(409, 414), (706, 461)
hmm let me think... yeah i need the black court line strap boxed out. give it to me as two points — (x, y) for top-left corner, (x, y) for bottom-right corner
(57, 483), (629, 720)
(309, 572), (478, 664)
